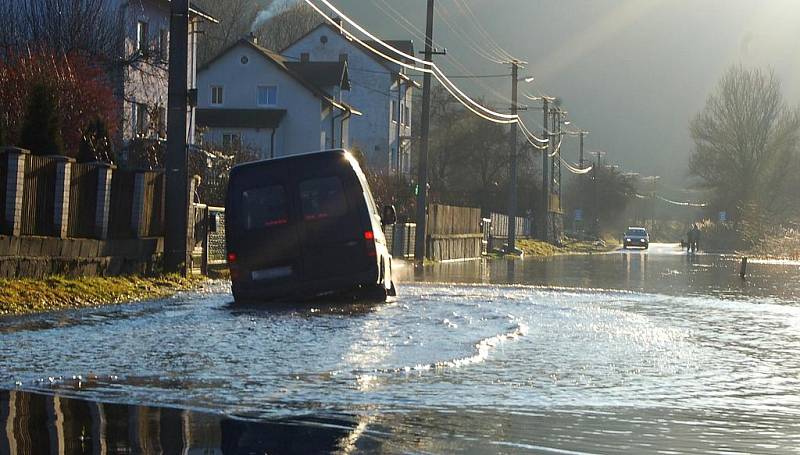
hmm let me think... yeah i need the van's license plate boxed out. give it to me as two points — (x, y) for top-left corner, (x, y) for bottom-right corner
(251, 266), (292, 281)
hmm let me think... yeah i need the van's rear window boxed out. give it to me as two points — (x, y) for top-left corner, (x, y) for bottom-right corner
(300, 176), (347, 221)
(241, 185), (288, 230)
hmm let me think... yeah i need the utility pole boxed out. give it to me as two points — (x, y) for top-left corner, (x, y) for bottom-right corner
(540, 97), (549, 241)
(164, 0), (190, 275)
(395, 76), (403, 175)
(578, 131), (586, 232)
(414, 0), (435, 261)
(506, 60), (520, 253)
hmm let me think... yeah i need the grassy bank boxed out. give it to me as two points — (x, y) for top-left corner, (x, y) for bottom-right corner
(512, 238), (618, 258)
(0, 274), (207, 317)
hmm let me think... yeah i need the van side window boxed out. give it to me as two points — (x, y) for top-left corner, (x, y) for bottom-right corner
(300, 177), (347, 221)
(242, 186), (288, 230)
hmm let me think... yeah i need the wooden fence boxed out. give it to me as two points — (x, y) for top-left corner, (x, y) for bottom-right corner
(426, 204), (483, 261)
(68, 163), (99, 238)
(140, 171), (165, 237)
(108, 170), (136, 239)
(21, 155), (57, 236)
(0, 154), (7, 232)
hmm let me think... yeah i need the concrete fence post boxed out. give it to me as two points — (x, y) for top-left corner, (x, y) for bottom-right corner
(94, 162), (115, 239)
(52, 156), (75, 239)
(131, 172), (146, 238)
(2, 147), (30, 237)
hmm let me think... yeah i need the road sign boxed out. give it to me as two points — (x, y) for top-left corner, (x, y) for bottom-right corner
(574, 209), (583, 221)
(719, 211), (727, 222)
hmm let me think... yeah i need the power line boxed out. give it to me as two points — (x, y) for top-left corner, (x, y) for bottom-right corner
(305, 0), (548, 133)
(434, 1), (505, 64)
(450, 0), (515, 61)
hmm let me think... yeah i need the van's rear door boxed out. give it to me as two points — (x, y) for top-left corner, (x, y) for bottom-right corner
(234, 174), (302, 286)
(295, 162), (365, 282)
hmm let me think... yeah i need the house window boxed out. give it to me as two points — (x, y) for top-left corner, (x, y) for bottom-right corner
(405, 106), (410, 127)
(159, 29), (169, 62)
(153, 107), (166, 138)
(211, 85), (224, 105)
(222, 133), (241, 150)
(134, 102), (148, 136)
(257, 85), (277, 106)
(390, 100), (397, 123)
(300, 52), (310, 62)
(136, 21), (149, 53)
(400, 103), (405, 124)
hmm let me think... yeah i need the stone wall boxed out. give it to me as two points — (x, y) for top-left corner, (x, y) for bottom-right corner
(0, 235), (163, 279)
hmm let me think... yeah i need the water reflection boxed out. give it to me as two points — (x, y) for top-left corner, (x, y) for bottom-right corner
(398, 244), (800, 302)
(5, 390), (800, 454)
(0, 390), (380, 454)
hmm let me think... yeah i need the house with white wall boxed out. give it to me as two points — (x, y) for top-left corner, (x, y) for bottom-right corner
(282, 22), (416, 174)
(196, 37), (357, 159)
(108, 0), (217, 163)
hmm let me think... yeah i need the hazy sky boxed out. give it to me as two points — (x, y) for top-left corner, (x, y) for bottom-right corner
(330, 0), (800, 192)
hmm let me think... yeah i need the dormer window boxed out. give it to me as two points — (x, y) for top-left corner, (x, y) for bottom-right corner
(257, 85), (277, 106)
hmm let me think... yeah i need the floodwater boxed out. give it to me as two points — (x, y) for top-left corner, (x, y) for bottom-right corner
(3, 244), (800, 453)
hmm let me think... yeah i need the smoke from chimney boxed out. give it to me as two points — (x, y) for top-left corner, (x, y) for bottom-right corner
(251, 0), (299, 34)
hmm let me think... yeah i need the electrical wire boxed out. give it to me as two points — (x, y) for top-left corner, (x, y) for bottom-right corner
(560, 156), (593, 175)
(306, 0), (524, 124)
(450, 0), (515, 62)
(656, 194), (708, 208)
(370, 0), (512, 106)
(548, 137), (563, 157)
(633, 193), (708, 207)
(434, 1), (505, 64)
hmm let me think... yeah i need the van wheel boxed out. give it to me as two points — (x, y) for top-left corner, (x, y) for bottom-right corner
(363, 285), (387, 302)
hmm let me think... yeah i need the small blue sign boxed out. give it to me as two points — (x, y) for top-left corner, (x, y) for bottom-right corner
(574, 209), (583, 221)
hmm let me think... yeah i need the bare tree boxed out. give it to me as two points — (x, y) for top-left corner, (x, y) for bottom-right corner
(690, 65), (800, 228)
(1, 0), (120, 58)
(193, 0), (261, 65)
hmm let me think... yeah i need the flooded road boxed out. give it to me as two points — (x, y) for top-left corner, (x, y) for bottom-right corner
(3, 244), (800, 453)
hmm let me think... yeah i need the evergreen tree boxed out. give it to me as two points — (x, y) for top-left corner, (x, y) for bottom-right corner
(20, 82), (64, 155)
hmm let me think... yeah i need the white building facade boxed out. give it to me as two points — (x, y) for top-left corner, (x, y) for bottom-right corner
(283, 23), (415, 174)
(109, 0), (216, 161)
(196, 38), (355, 159)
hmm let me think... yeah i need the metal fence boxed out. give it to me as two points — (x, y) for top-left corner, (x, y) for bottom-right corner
(489, 212), (534, 239)
(208, 207), (226, 264)
(385, 222), (416, 259)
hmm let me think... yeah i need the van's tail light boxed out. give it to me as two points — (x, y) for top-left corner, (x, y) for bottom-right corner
(227, 252), (240, 280)
(364, 231), (377, 257)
